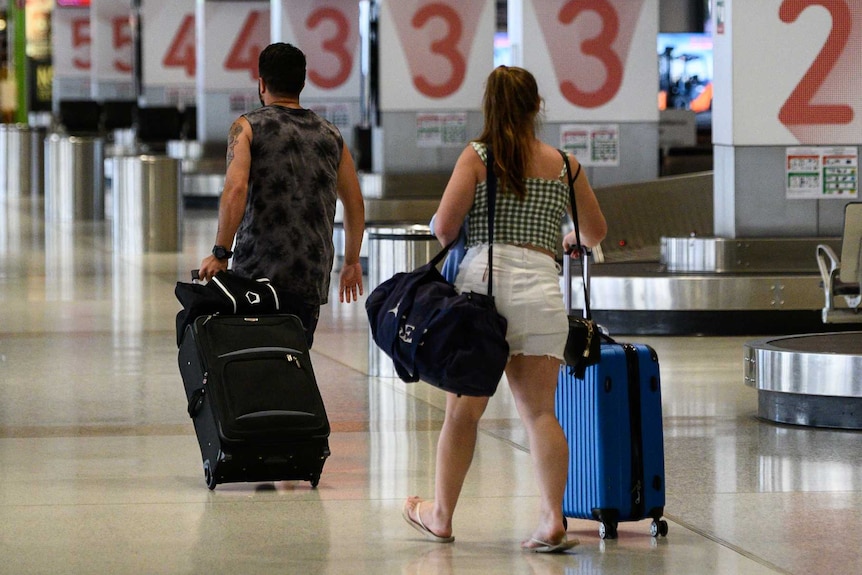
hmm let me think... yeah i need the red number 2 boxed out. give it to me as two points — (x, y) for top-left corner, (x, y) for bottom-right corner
(306, 8), (352, 89)
(558, 0), (623, 109)
(779, 0), (853, 125)
(411, 3), (466, 98)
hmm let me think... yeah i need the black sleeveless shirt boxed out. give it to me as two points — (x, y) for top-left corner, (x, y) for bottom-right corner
(232, 106), (343, 304)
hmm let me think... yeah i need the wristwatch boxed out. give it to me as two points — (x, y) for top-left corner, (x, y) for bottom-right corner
(212, 245), (233, 260)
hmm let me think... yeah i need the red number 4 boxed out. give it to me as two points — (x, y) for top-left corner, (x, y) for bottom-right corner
(163, 15), (196, 77)
(224, 10), (267, 81)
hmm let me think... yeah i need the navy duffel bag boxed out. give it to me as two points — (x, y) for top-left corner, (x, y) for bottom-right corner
(365, 245), (508, 397)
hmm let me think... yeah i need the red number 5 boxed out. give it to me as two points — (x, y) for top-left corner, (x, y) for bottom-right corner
(112, 17), (132, 73)
(72, 18), (91, 71)
(779, 0), (853, 126)
(558, 0), (623, 109)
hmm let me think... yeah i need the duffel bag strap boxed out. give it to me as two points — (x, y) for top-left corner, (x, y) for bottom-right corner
(485, 146), (497, 298)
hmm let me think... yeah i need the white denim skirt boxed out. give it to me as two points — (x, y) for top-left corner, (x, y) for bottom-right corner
(455, 243), (567, 360)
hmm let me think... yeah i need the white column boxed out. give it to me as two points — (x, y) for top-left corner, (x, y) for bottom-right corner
(90, 0), (134, 100)
(195, 0), (271, 144)
(510, 0), (660, 185)
(376, 0), (495, 172)
(712, 0), (861, 237)
(271, 0), (362, 150)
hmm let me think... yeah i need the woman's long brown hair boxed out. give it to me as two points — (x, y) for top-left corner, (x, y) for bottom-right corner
(476, 66), (541, 200)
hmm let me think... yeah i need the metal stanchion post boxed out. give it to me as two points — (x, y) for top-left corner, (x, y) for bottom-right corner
(112, 155), (182, 253)
(44, 134), (105, 222)
(365, 225), (439, 377)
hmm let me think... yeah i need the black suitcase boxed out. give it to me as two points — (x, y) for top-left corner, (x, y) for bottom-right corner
(178, 313), (330, 489)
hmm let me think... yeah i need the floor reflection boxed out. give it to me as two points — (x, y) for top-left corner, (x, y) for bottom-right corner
(1, 192), (861, 575)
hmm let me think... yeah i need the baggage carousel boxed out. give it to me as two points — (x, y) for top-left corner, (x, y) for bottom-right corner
(576, 236), (855, 336)
(744, 332), (862, 429)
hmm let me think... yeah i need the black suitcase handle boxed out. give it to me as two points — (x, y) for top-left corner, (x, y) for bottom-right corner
(188, 387), (206, 417)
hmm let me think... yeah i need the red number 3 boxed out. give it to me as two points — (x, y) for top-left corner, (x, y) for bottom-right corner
(779, 0), (853, 126)
(412, 3), (466, 99)
(558, 0), (623, 109)
(307, 8), (352, 89)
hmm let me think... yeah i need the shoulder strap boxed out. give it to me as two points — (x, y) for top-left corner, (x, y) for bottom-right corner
(485, 146), (497, 298)
(558, 149), (591, 320)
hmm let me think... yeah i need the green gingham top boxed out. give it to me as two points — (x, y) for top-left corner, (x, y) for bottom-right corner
(467, 141), (569, 253)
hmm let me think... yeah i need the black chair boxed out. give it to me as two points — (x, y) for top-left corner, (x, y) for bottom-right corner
(182, 106), (198, 141)
(135, 106), (184, 152)
(817, 203), (862, 323)
(58, 100), (102, 136)
(102, 100), (137, 131)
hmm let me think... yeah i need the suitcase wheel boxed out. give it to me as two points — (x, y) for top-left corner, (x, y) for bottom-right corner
(599, 522), (618, 540)
(650, 519), (669, 538)
(310, 475), (320, 488)
(204, 460), (217, 490)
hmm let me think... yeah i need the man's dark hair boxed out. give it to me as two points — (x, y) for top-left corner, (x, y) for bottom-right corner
(259, 43), (306, 96)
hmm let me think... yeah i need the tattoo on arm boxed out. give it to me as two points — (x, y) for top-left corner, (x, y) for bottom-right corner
(226, 121), (243, 168)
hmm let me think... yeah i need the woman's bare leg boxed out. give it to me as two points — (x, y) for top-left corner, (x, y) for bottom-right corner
(405, 393), (489, 538)
(505, 354), (569, 546)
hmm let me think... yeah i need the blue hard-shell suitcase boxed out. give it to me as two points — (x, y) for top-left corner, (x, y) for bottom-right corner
(555, 254), (668, 539)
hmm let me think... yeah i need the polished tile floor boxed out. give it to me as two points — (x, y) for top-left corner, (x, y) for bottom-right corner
(1, 193), (860, 575)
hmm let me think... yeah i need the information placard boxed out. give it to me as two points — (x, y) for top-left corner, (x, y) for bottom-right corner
(786, 146), (858, 199)
(415, 112), (468, 147)
(561, 123), (620, 167)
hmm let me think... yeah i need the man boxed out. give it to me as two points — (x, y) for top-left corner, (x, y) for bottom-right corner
(198, 43), (365, 347)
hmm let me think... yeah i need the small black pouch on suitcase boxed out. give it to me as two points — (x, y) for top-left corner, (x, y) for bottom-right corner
(175, 272), (293, 346)
(559, 149), (602, 378)
(565, 315), (601, 378)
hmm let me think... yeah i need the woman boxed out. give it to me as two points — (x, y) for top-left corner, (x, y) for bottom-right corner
(401, 66), (607, 552)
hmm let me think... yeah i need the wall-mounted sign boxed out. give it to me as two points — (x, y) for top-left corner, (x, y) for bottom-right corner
(379, 0), (495, 111)
(786, 146), (858, 200)
(274, 0), (361, 99)
(561, 123), (620, 167)
(514, 0), (659, 122)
